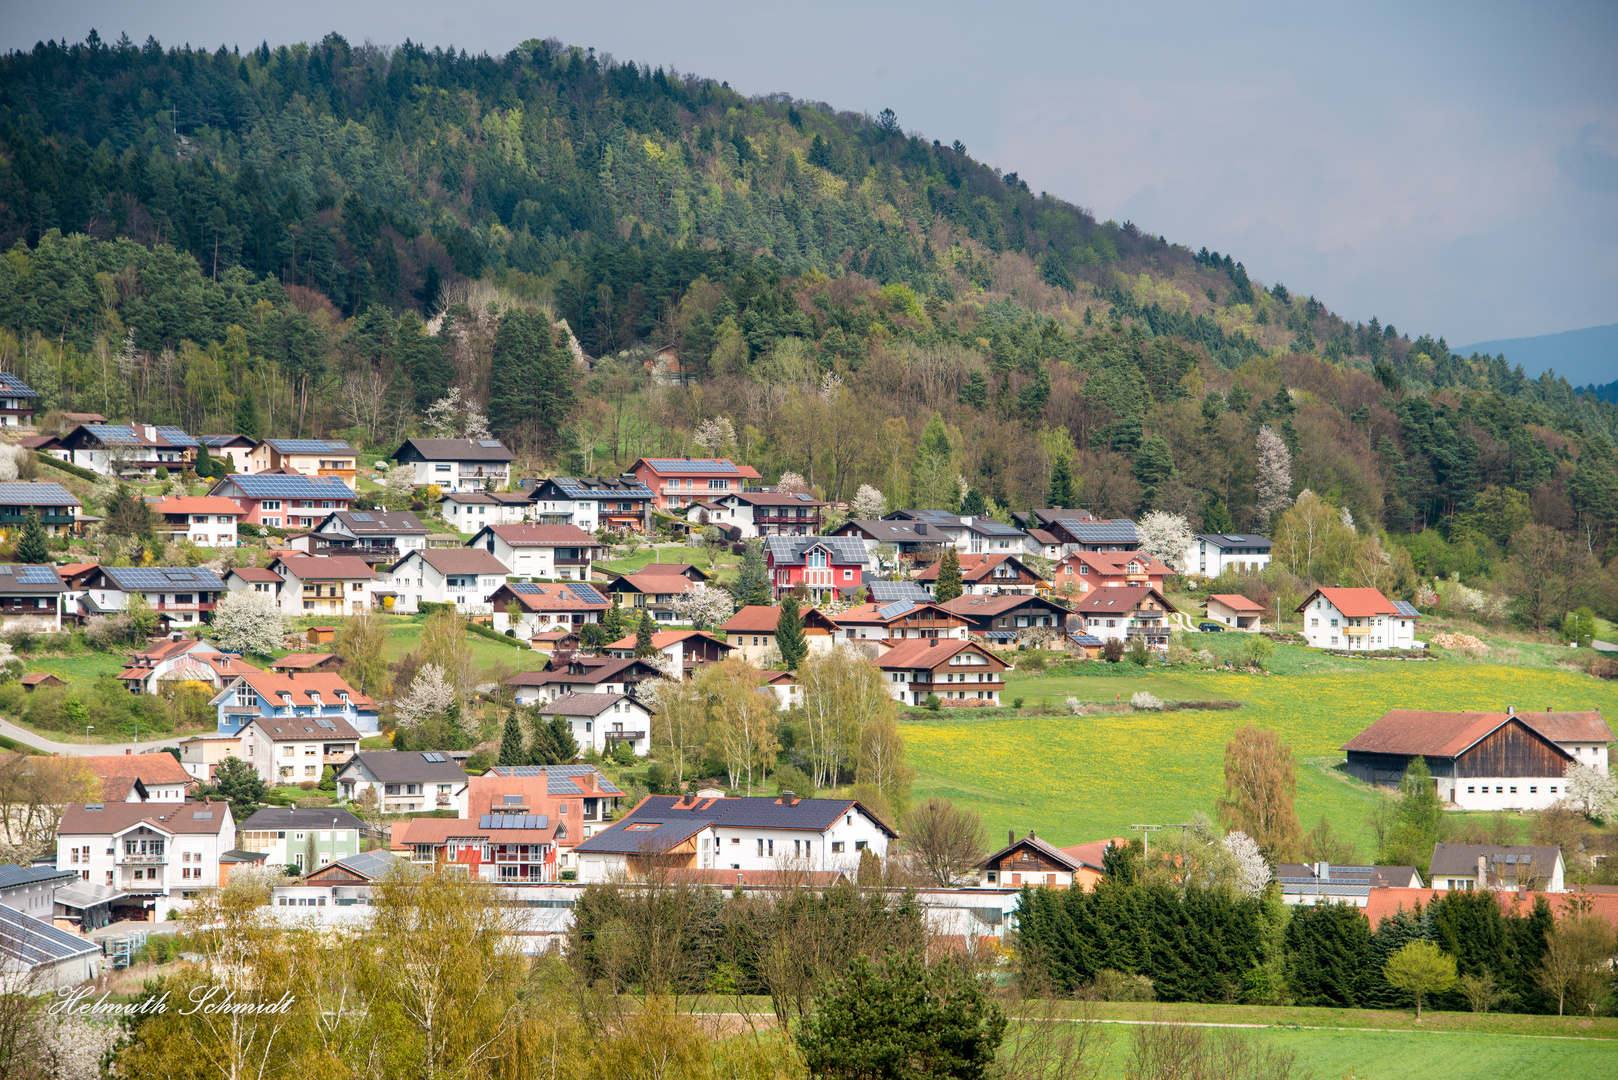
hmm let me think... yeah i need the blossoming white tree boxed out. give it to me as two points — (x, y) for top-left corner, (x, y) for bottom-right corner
(1256, 425), (1293, 520)
(1137, 510), (1194, 572)
(1222, 830), (1272, 898)
(210, 589), (289, 656)
(1564, 762), (1617, 820)
(851, 484), (887, 520)
(692, 416), (736, 455)
(393, 664), (457, 731)
(672, 582), (737, 630)
(776, 471), (812, 496)
(382, 462), (418, 508)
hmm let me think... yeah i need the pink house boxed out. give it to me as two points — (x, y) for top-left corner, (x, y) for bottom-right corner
(207, 474), (357, 530)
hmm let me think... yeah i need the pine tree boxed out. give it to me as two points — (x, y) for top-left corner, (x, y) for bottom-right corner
(15, 508), (49, 564)
(497, 709), (526, 765)
(934, 547), (964, 603)
(776, 594), (807, 671)
(733, 540), (772, 607)
(634, 610), (657, 657)
(195, 443), (215, 478)
(1047, 455), (1075, 508)
(604, 593), (628, 644)
(233, 393), (262, 440)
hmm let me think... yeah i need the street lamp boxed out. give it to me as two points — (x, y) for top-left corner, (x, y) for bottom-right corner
(86, 725), (94, 744)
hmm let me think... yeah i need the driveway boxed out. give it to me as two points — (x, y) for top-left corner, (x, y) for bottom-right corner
(0, 716), (182, 757)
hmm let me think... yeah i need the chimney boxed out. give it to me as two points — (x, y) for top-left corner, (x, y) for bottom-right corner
(929, 637), (937, 647)
(781, 790), (796, 805)
(1315, 861), (1330, 882)
(125, 748), (132, 756)
(1477, 854), (1488, 884)
(915, 522), (927, 535)
(1546, 705), (1552, 712)
(1507, 704), (1515, 715)
(1008, 829), (1015, 847)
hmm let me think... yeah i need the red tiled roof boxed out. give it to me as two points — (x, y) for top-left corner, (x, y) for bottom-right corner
(73, 753), (194, 786)
(612, 573), (699, 596)
(232, 671), (375, 709)
(393, 815), (557, 847)
(1343, 709), (1606, 758)
(1306, 587), (1397, 618)
(1362, 887), (1618, 930)
(19, 672), (64, 685)
(877, 637), (1003, 670)
(269, 652), (339, 671)
(480, 524), (597, 546)
(1207, 594), (1264, 611)
(1060, 837), (1127, 871)
(490, 582), (607, 612)
(272, 556), (378, 581)
(229, 567), (283, 583)
(1071, 585), (1174, 613)
(915, 554), (1035, 583)
(150, 496), (244, 515)
(605, 629), (730, 651)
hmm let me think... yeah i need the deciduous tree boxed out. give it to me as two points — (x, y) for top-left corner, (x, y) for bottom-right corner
(336, 607), (389, 696)
(672, 581), (735, 630)
(903, 798), (986, 888)
(210, 589), (288, 657)
(1382, 940), (1456, 1019)
(1215, 724), (1302, 862)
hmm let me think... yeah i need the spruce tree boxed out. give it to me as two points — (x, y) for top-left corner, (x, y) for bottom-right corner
(15, 508), (49, 564)
(776, 594), (807, 671)
(934, 547), (964, 603)
(497, 709), (526, 765)
(634, 610), (657, 658)
(195, 443), (215, 479)
(1047, 455), (1075, 508)
(733, 540), (771, 607)
(233, 393), (262, 440)
(604, 593), (628, 643)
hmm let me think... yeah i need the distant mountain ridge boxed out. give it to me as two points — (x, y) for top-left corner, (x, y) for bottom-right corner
(1455, 323), (1618, 389)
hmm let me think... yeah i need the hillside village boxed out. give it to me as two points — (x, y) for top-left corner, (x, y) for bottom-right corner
(0, 394), (1612, 1029)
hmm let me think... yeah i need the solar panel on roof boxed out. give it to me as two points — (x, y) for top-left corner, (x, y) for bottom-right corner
(479, 813), (549, 830)
(86, 425), (140, 443)
(0, 373), (39, 397)
(975, 522), (1024, 535)
(155, 426), (199, 447)
(0, 482), (77, 505)
(867, 581), (930, 602)
(15, 567), (59, 583)
(569, 583), (606, 604)
(315, 719), (336, 730)
(105, 566), (226, 590)
(511, 582), (542, 594)
(878, 600), (915, 619)
(227, 474), (356, 498)
(478, 440), (503, 447)
(350, 512), (373, 521)
(269, 439), (352, 452)
(645, 459), (739, 474)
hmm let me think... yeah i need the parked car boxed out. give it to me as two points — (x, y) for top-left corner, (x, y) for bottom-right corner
(1197, 621), (1225, 632)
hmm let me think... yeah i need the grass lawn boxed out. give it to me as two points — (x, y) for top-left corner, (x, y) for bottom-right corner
(901, 643), (1618, 855)
(20, 651), (129, 685)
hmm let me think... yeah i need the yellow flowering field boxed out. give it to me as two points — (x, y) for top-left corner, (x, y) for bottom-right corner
(901, 662), (1618, 854)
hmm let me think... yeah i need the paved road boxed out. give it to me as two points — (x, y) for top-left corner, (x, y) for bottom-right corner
(0, 716), (182, 757)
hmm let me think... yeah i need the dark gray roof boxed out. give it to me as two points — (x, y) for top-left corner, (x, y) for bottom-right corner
(575, 795), (896, 855)
(484, 764), (624, 796)
(1194, 533), (1271, 548)
(321, 510), (428, 536)
(1428, 844), (1563, 877)
(764, 535), (869, 567)
(99, 566), (225, 591)
(341, 751), (468, 783)
(0, 565), (65, 593)
(836, 519), (942, 543)
(394, 438), (514, 462)
(240, 808), (365, 831)
(321, 849), (407, 881)
(0, 906), (102, 966)
(0, 482), (79, 508)
(0, 865), (75, 890)
(540, 692), (644, 718)
(976, 833), (1088, 872)
(1059, 521), (1141, 543)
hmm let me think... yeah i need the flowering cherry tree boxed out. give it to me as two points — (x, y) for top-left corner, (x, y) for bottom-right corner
(210, 589), (289, 656)
(672, 582), (737, 630)
(1222, 830), (1272, 898)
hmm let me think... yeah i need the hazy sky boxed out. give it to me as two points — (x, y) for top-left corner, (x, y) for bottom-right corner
(7, 1), (1617, 347)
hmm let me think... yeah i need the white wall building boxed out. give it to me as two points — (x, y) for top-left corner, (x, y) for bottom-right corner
(1297, 588), (1420, 651)
(334, 751), (469, 816)
(56, 800), (237, 921)
(392, 437), (514, 493)
(467, 524), (601, 582)
(1184, 533), (1272, 578)
(534, 693), (653, 757)
(386, 548), (511, 614)
(241, 714), (361, 786)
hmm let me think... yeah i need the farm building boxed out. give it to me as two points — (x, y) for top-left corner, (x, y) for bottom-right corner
(1206, 594), (1264, 630)
(1341, 707), (1612, 811)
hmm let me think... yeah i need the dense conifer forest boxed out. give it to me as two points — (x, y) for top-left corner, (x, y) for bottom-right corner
(2, 31), (1616, 613)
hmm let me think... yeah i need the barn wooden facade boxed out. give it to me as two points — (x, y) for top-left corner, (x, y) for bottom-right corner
(1342, 709), (1590, 811)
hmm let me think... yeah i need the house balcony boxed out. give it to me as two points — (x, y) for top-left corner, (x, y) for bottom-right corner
(1125, 627), (1169, 639)
(554, 556), (591, 566)
(0, 604), (57, 616)
(754, 513), (820, 525)
(1134, 608), (1166, 620)
(1342, 625), (1372, 636)
(604, 730), (646, 741)
(117, 853), (167, 865)
(156, 602), (216, 612)
(0, 512), (77, 527)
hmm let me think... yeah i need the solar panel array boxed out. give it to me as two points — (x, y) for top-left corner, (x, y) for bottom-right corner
(199, 435), (240, 447)
(645, 459), (739, 474)
(764, 535), (869, 566)
(104, 567), (226, 590)
(867, 581), (930, 602)
(1392, 600), (1420, 618)
(227, 474), (357, 499)
(1057, 520), (1141, 543)
(478, 813), (550, 830)
(972, 521), (1026, 536)
(510, 582), (544, 594)
(12, 566), (60, 584)
(478, 440), (504, 448)
(0, 373), (39, 397)
(155, 426), (199, 447)
(86, 425), (140, 444)
(267, 439), (353, 453)
(877, 600), (916, 619)
(568, 583), (606, 604)
(0, 482), (76, 505)
(550, 478), (653, 499)
(420, 752), (448, 762)
(350, 512), (373, 521)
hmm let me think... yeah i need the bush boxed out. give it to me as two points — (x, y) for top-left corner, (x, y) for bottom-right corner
(1065, 695), (1084, 715)
(1130, 691), (1165, 711)
(1090, 968), (1156, 1002)
(1127, 637), (1151, 666)
(238, 522), (263, 538)
(611, 741), (636, 766)
(154, 466), (169, 481)
(1012, 697), (1024, 709)
(772, 762), (813, 795)
(1102, 638), (1125, 663)
(925, 692), (942, 711)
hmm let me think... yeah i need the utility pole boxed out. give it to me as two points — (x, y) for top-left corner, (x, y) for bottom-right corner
(1129, 824), (1162, 860)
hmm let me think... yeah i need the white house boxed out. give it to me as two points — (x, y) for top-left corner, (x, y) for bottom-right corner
(1296, 588), (1420, 650)
(56, 799), (237, 920)
(467, 523), (601, 582)
(572, 794), (897, 882)
(78, 566), (226, 629)
(0, 563), (66, 634)
(875, 638), (1008, 707)
(176, 733), (244, 781)
(486, 581), (608, 637)
(1205, 594), (1265, 631)
(529, 476), (655, 533)
(504, 657), (663, 707)
(334, 751), (469, 816)
(59, 423), (197, 477)
(311, 510), (428, 562)
(1428, 844), (1566, 893)
(442, 491), (534, 529)
(149, 496), (241, 547)
(1184, 533), (1272, 578)
(696, 490), (825, 538)
(392, 437), (514, 492)
(535, 692), (654, 757)
(266, 555), (378, 617)
(240, 714), (362, 786)
(386, 548), (511, 614)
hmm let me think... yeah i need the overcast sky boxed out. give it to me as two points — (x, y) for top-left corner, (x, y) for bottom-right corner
(7, 1), (1616, 346)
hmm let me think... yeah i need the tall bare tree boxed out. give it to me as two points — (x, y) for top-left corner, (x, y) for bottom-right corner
(1215, 724), (1303, 862)
(902, 799), (986, 887)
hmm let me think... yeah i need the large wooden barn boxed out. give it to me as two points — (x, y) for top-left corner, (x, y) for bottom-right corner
(1341, 708), (1612, 811)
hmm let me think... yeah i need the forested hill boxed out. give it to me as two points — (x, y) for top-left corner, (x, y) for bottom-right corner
(1, 31), (1616, 571)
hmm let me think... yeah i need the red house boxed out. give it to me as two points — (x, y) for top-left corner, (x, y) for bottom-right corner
(1048, 550), (1172, 602)
(762, 536), (871, 601)
(628, 458), (762, 511)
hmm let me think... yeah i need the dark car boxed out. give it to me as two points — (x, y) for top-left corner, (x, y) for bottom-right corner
(1197, 621), (1226, 632)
